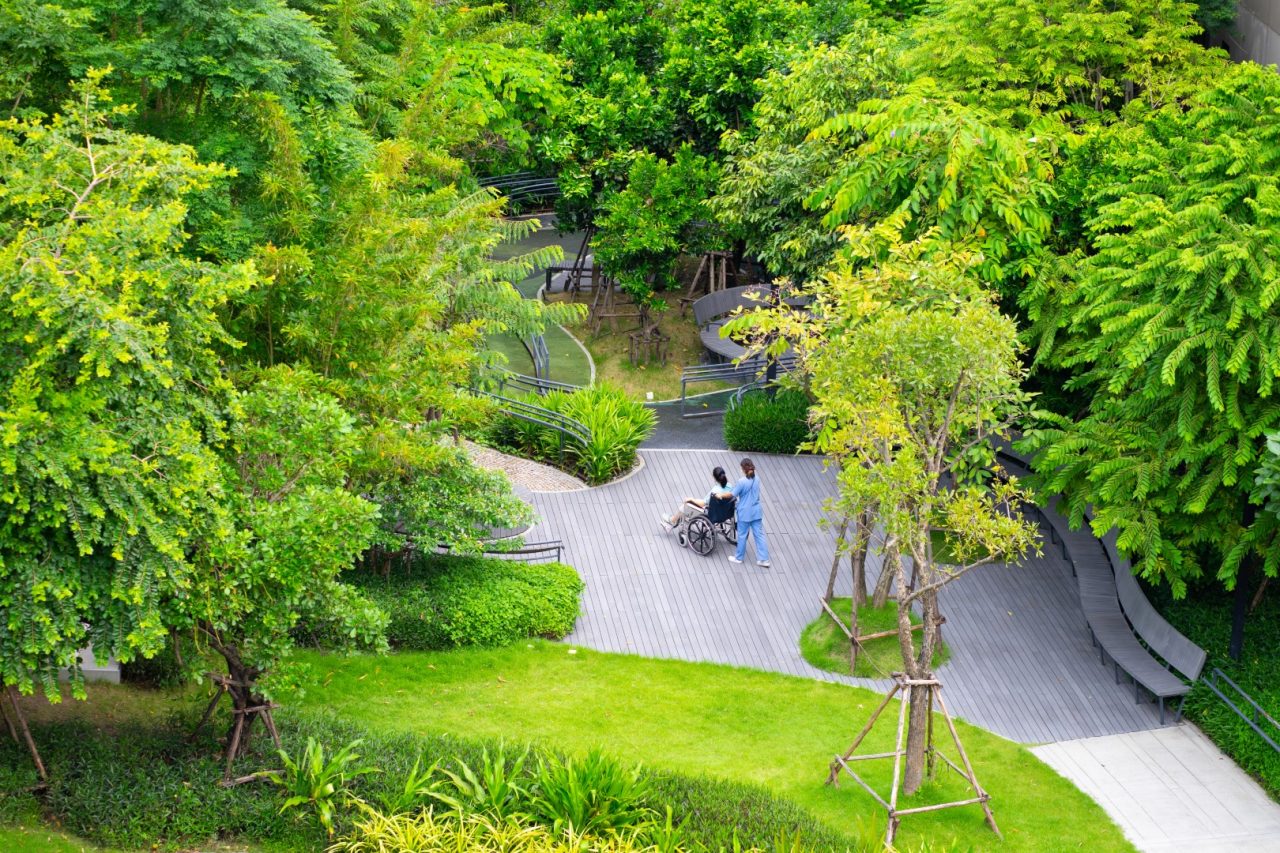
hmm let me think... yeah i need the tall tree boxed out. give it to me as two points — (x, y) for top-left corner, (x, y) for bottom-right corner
(715, 27), (898, 285)
(181, 368), (385, 760)
(592, 145), (720, 310)
(902, 0), (1219, 126)
(728, 228), (1039, 794)
(0, 73), (255, 699)
(809, 84), (1057, 297)
(1023, 64), (1280, 611)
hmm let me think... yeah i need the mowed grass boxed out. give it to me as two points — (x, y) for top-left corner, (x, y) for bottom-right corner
(291, 643), (1132, 852)
(799, 599), (949, 678)
(0, 824), (112, 853)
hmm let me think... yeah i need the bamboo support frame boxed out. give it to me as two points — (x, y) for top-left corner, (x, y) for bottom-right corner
(824, 675), (1000, 847)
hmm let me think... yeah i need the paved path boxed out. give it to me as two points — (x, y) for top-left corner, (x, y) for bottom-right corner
(640, 404), (729, 450)
(465, 440), (587, 492)
(525, 448), (1168, 743)
(522, 447), (1280, 851)
(1033, 727), (1280, 852)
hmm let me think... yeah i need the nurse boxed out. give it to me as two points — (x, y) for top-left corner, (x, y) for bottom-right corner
(728, 457), (770, 567)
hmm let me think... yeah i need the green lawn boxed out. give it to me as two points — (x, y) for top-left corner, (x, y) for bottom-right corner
(290, 643), (1132, 852)
(800, 599), (949, 678)
(0, 825), (112, 853)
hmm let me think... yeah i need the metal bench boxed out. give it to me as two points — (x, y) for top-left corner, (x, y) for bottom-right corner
(996, 450), (1206, 723)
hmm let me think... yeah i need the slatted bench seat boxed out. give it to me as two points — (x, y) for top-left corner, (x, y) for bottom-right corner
(996, 450), (1206, 724)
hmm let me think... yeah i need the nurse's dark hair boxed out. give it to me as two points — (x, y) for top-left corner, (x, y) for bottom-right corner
(740, 457), (755, 478)
(712, 466), (729, 488)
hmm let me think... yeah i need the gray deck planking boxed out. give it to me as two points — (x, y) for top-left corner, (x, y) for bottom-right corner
(524, 449), (1167, 743)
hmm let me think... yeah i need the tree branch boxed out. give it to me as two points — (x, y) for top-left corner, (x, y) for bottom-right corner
(904, 555), (996, 604)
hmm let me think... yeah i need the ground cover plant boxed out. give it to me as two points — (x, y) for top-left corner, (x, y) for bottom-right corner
(0, 684), (852, 852)
(1157, 585), (1280, 799)
(724, 389), (811, 454)
(305, 555), (584, 651)
(799, 600), (948, 678)
(290, 643), (1133, 852)
(555, 293), (730, 402)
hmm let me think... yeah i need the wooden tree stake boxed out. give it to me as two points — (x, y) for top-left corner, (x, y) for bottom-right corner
(5, 685), (47, 782)
(825, 675), (999, 847)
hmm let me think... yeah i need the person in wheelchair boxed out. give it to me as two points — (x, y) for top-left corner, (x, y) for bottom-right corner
(659, 467), (739, 555)
(659, 466), (733, 533)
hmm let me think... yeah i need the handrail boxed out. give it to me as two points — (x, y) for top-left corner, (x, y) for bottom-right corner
(1202, 668), (1280, 755)
(440, 539), (565, 564)
(470, 386), (591, 459)
(680, 355), (798, 419)
(491, 369), (583, 397)
(524, 333), (550, 379)
(478, 172), (559, 210)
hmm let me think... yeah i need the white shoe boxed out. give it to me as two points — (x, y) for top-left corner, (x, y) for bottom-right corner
(658, 515), (673, 532)
(757, 560), (771, 567)
(728, 556), (744, 564)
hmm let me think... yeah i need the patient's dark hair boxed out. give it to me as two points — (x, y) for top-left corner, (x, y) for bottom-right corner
(712, 466), (729, 488)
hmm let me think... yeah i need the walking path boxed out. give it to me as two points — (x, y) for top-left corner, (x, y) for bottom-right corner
(1033, 727), (1280, 852)
(464, 440), (586, 493)
(514, 446), (1280, 852)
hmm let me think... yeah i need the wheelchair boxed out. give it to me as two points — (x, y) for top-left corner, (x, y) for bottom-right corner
(677, 495), (738, 556)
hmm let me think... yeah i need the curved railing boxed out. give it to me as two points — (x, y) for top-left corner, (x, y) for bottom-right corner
(478, 172), (559, 212)
(470, 386), (591, 461)
(490, 368), (583, 397)
(524, 333), (550, 379)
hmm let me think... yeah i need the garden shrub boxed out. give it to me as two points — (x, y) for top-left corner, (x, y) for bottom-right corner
(330, 809), (660, 852)
(305, 555), (584, 651)
(0, 708), (853, 852)
(489, 384), (656, 484)
(723, 389), (810, 454)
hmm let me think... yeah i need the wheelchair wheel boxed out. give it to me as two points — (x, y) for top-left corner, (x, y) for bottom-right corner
(717, 520), (737, 545)
(686, 516), (716, 556)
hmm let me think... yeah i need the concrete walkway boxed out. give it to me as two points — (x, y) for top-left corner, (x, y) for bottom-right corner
(1033, 726), (1280, 852)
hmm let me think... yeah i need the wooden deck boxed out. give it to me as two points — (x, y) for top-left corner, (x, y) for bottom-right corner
(525, 449), (1168, 745)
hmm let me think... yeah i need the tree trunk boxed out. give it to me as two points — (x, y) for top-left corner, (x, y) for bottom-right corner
(851, 510), (871, 607)
(872, 541), (896, 608)
(902, 683), (931, 795)
(902, 547), (945, 796)
(209, 639), (267, 761)
(889, 545), (930, 795)
(825, 516), (850, 602)
(3, 684), (47, 781)
(1230, 505), (1257, 661)
(1229, 564), (1252, 661)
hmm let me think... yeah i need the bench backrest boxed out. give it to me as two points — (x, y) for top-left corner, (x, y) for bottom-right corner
(692, 285), (769, 327)
(995, 443), (1207, 682)
(1097, 528), (1208, 681)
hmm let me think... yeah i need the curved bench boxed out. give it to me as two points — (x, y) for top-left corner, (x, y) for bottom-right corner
(691, 285), (812, 362)
(997, 451), (1206, 724)
(693, 285), (766, 361)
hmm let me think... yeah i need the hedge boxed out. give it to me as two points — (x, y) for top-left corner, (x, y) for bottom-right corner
(723, 388), (810, 454)
(0, 708), (855, 852)
(301, 554), (584, 651)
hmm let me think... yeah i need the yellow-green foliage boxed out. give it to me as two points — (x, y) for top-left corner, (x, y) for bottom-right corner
(329, 810), (650, 853)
